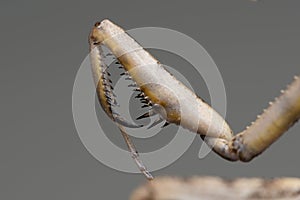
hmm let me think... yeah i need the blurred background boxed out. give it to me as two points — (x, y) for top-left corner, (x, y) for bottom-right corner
(1, 0), (299, 199)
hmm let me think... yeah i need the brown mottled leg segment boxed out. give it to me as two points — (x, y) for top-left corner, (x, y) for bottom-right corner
(209, 76), (300, 162)
(232, 76), (300, 161)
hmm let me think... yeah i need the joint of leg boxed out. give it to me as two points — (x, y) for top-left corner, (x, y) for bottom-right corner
(230, 133), (255, 162)
(203, 136), (239, 161)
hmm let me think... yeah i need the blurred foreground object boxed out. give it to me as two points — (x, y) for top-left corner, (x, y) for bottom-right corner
(131, 176), (300, 200)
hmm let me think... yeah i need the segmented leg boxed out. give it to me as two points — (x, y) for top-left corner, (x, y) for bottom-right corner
(207, 76), (300, 161)
(89, 28), (154, 179)
(89, 19), (300, 180)
(230, 76), (300, 161)
(118, 125), (153, 180)
(89, 36), (141, 128)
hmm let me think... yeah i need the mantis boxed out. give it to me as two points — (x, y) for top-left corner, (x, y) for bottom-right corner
(89, 19), (300, 180)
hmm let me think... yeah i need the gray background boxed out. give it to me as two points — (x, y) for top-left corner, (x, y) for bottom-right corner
(1, 0), (299, 199)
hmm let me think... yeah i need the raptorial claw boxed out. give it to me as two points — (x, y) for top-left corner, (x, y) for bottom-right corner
(89, 19), (300, 181)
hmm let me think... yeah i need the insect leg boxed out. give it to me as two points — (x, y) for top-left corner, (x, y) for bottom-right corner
(230, 76), (300, 161)
(118, 125), (153, 180)
(89, 39), (141, 128)
(204, 76), (300, 162)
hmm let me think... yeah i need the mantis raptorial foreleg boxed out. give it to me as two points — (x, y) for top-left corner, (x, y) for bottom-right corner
(89, 25), (153, 180)
(89, 19), (300, 179)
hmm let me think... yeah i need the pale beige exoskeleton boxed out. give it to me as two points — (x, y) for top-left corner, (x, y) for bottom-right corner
(131, 176), (300, 200)
(89, 19), (300, 180)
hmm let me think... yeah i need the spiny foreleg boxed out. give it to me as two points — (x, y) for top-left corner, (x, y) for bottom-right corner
(205, 76), (300, 162)
(89, 28), (153, 180)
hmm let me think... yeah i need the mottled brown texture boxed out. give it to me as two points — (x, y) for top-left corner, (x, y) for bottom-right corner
(131, 176), (300, 200)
